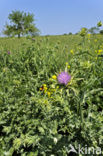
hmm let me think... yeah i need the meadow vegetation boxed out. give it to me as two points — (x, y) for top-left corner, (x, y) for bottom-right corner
(0, 33), (103, 155)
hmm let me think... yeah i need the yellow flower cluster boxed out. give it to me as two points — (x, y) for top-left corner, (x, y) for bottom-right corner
(39, 75), (59, 97)
(40, 84), (50, 96)
(95, 49), (103, 54)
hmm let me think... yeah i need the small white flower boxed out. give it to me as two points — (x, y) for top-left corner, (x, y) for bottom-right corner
(54, 137), (58, 144)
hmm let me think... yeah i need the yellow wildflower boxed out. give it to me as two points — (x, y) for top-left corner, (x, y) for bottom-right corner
(98, 49), (102, 54)
(43, 84), (46, 87)
(95, 49), (102, 54)
(44, 86), (47, 91)
(47, 92), (51, 97)
(68, 65), (70, 69)
(40, 88), (43, 91)
(65, 62), (68, 65)
(52, 75), (57, 80)
(56, 86), (59, 89)
(70, 49), (74, 54)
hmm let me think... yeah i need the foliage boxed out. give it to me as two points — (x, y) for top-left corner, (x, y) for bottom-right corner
(0, 33), (103, 155)
(3, 10), (40, 38)
(100, 30), (103, 34)
(88, 26), (99, 34)
(68, 32), (72, 35)
(79, 27), (88, 37)
(97, 21), (102, 27)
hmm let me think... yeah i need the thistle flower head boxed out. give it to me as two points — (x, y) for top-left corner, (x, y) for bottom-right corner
(32, 38), (35, 41)
(57, 72), (71, 85)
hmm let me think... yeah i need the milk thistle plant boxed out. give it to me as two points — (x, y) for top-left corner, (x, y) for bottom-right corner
(0, 23), (103, 155)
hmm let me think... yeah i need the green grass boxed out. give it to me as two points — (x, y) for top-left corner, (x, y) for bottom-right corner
(0, 34), (103, 155)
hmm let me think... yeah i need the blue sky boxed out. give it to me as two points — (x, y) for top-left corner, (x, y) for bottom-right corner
(0, 0), (103, 35)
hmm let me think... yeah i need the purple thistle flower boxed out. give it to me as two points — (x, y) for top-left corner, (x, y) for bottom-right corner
(32, 38), (35, 41)
(7, 51), (11, 55)
(57, 71), (71, 85)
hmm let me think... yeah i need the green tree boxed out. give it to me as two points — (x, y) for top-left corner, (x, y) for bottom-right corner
(88, 27), (99, 34)
(100, 30), (103, 34)
(3, 10), (40, 38)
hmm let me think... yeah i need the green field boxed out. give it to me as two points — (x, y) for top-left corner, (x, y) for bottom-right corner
(0, 34), (103, 155)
